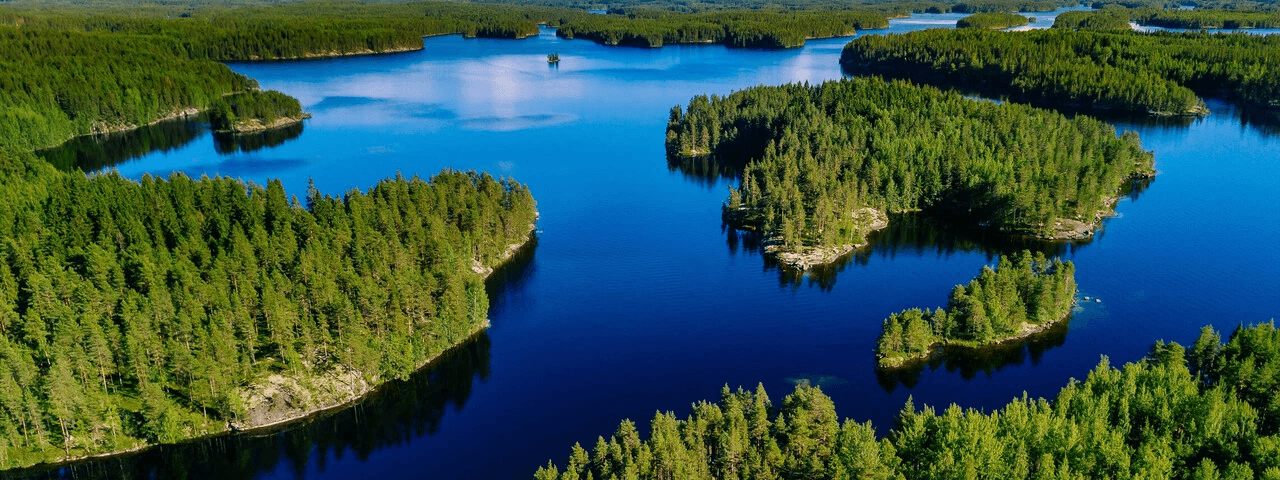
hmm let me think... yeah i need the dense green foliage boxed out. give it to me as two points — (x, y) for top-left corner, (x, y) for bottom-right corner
(666, 78), (1153, 248)
(536, 323), (1280, 480)
(841, 28), (1280, 115)
(956, 11), (1030, 28)
(0, 29), (253, 152)
(0, 150), (536, 468)
(1058, 8), (1280, 30)
(876, 251), (1076, 366)
(1133, 8), (1280, 28)
(1052, 8), (1133, 31)
(555, 10), (887, 48)
(209, 90), (304, 132)
(0, 2), (558, 60)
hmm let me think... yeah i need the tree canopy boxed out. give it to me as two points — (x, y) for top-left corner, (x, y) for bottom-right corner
(667, 77), (1153, 249)
(841, 28), (1280, 115)
(536, 322), (1280, 480)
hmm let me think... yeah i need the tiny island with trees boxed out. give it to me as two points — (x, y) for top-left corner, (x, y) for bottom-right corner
(667, 77), (1153, 268)
(875, 251), (1077, 367)
(209, 89), (311, 134)
(956, 11), (1031, 29)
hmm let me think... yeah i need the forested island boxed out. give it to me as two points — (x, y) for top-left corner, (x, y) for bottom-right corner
(667, 78), (1153, 268)
(209, 90), (310, 134)
(555, 10), (888, 48)
(840, 28), (1280, 115)
(535, 322), (1280, 479)
(876, 251), (1076, 367)
(956, 11), (1031, 29)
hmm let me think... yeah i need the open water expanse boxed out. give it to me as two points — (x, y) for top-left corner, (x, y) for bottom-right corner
(27, 10), (1280, 479)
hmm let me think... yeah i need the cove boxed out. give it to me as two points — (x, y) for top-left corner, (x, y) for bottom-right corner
(21, 10), (1280, 479)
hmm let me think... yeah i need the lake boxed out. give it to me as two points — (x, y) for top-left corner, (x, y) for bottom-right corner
(27, 10), (1280, 479)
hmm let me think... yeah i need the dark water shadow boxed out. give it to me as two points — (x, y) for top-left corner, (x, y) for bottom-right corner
(13, 332), (491, 480)
(213, 121), (306, 154)
(723, 180), (1154, 292)
(13, 327), (495, 480)
(36, 115), (209, 172)
(667, 154), (744, 189)
(875, 315), (1072, 394)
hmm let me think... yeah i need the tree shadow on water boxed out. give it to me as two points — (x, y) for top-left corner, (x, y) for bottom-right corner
(15, 330), (494, 480)
(874, 315), (1071, 394)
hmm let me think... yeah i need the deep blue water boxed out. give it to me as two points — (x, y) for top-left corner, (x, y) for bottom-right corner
(27, 11), (1280, 480)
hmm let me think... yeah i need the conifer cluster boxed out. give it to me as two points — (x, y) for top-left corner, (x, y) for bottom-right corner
(876, 251), (1076, 366)
(537, 323), (1280, 480)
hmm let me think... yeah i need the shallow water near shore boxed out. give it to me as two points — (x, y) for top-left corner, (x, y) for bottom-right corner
(25, 10), (1280, 479)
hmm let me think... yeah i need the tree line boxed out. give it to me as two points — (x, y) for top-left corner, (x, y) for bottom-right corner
(666, 77), (1154, 250)
(876, 250), (1076, 367)
(0, 149), (537, 469)
(554, 9), (889, 48)
(535, 322), (1280, 479)
(956, 11), (1031, 28)
(841, 28), (1280, 115)
(0, 29), (255, 153)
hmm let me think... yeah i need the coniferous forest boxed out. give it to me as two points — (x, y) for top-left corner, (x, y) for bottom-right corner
(0, 0), (540, 469)
(840, 28), (1280, 115)
(666, 77), (1153, 251)
(1, 0), (1279, 476)
(0, 149), (537, 468)
(536, 323), (1280, 480)
(876, 250), (1076, 367)
(955, 11), (1031, 29)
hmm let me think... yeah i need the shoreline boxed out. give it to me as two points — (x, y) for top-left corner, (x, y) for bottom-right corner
(764, 207), (890, 269)
(12, 222), (539, 473)
(218, 113), (312, 134)
(877, 301), (1076, 369)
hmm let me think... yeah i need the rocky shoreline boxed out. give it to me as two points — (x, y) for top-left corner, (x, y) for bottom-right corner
(759, 207), (890, 270)
(219, 113), (312, 134)
(27, 222), (538, 471)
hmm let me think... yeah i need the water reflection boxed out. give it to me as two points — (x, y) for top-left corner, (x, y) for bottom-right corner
(875, 315), (1071, 393)
(15, 332), (492, 480)
(37, 115), (207, 172)
(723, 174), (1153, 290)
(213, 121), (306, 154)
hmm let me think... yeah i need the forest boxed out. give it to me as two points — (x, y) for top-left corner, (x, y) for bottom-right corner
(0, 149), (537, 469)
(0, 29), (255, 153)
(208, 89), (306, 133)
(554, 10), (888, 48)
(840, 28), (1280, 115)
(535, 322), (1280, 480)
(876, 251), (1076, 367)
(666, 78), (1153, 252)
(0, 0), (546, 469)
(1132, 8), (1280, 28)
(956, 11), (1031, 28)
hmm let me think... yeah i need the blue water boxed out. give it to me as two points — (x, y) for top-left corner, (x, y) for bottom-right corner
(28, 11), (1280, 480)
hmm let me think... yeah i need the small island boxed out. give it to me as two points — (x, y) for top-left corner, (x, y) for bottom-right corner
(956, 12), (1030, 29)
(875, 250), (1077, 368)
(210, 89), (312, 134)
(548, 53), (560, 64)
